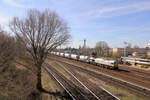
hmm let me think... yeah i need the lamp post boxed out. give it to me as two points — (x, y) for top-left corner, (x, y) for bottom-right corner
(124, 42), (127, 57)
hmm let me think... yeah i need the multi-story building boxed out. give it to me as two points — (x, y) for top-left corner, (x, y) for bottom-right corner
(112, 48), (149, 57)
(112, 48), (125, 57)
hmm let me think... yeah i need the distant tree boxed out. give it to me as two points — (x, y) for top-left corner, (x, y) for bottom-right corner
(0, 26), (16, 72)
(78, 45), (84, 55)
(9, 9), (71, 91)
(91, 52), (97, 57)
(126, 43), (132, 48)
(124, 42), (132, 48)
(95, 41), (109, 57)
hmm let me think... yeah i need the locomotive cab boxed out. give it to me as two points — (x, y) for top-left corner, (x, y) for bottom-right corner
(113, 61), (118, 69)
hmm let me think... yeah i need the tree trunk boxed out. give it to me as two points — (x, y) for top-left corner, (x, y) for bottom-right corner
(36, 65), (42, 91)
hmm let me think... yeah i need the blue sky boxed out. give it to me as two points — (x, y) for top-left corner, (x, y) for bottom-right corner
(0, 0), (150, 48)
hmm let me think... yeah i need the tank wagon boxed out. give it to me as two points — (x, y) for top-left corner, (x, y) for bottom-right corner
(70, 54), (79, 60)
(51, 52), (118, 70)
(56, 52), (60, 56)
(64, 53), (70, 58)
(79, 55), (90, 62)
(60, 53), (64, 57)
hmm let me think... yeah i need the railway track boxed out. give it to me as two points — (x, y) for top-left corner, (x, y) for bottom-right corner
(43, 63), (102, 100)
(122, 69), (150, 81)
(52, 56), (150, 88)
(49, 57), (150, 99)
(119, 65), (150, 79)
(55, 61), (119, 100)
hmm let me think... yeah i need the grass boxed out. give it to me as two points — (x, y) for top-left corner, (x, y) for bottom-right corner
(0, 56), (64, 100)
(41, 68), (63, 100)
(0, 62), (40, 100)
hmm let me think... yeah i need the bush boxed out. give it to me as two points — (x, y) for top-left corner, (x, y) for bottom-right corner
(0, 28), (16, 72)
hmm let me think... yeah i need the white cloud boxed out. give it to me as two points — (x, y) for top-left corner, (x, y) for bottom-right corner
(81, 1), (150, 18)
(3, 0), (24, 8)
(96, 24), (150, 35)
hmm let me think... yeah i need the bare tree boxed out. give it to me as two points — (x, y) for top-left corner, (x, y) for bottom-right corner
(9, 9), (71, 91)
(95, 41), (109, 57)
(126, 43), (132, 48)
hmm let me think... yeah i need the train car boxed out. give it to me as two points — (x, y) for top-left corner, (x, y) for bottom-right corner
(121, 57), (150, 66)
(79, 55), (90, 63)
(53, 52), (57, 55)
(107, 60), (118, 69)
(89, 57), (95, 64)
(94, 58), (118, 69)
(50, 51), (54, 55)
(94, 58), (104, 66)
(64, 53), (70, 58)
(56, 52), (60, 56)
(70, 54), (79, 60)
(60, 53), (64, 57)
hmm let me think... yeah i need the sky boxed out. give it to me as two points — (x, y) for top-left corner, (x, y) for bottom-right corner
(0, 0), (150, 48)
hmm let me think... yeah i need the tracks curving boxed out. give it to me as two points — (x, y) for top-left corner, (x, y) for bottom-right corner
(49, 56), (150, 99)
(44, 63), (101, 100)
(55, 61), (119, 100)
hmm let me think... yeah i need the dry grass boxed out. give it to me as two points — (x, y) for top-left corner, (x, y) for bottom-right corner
(0, 62), (40, 100)
(18, 57), (66, 100)
(9, 57), (70, 100)
(41, 68), (63, 100)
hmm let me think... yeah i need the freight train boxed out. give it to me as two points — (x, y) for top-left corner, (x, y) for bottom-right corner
(51, 52), (118, 70)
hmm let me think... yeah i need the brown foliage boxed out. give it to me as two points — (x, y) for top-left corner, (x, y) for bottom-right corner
(0, 27), (16, 72)
(0, 63), (39, 100)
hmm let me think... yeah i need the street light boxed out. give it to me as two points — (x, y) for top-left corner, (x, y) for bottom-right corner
(124, 42), (128, 57)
